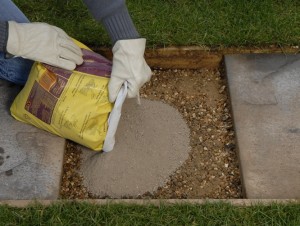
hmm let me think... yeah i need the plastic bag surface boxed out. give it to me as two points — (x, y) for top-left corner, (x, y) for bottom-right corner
(10, 40), (113, 151)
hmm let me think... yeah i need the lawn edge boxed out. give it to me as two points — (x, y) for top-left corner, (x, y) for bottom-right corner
(95, 46), (300, 69)
(1, 199), (299, 208)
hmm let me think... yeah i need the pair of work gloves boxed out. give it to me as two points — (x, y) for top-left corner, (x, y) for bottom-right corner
(6, 21), (152, 102)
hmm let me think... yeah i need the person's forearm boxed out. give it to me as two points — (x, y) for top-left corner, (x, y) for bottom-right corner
(83, 0), (140, 44)
(0, 21), (8, 52)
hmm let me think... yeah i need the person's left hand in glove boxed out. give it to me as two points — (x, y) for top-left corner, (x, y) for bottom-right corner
(108, 38), (152, 103)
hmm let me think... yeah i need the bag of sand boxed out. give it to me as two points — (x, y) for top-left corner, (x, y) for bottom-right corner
(10, 40), (123, 151)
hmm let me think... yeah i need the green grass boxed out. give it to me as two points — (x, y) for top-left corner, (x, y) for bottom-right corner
(0, 201), (300, 225)
(12, 0), (300, 48)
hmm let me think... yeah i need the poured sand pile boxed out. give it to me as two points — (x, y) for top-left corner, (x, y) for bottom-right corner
(80, 98), (190, 198)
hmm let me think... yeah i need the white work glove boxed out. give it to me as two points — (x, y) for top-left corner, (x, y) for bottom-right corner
(108, 38), (152, 103)
(6, 21), (83, 70)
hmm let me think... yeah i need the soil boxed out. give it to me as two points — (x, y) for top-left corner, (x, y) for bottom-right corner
(60, 67), (243, 199)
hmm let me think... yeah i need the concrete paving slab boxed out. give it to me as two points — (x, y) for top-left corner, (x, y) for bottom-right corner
(0, 80), (65, 200)
(225, 54), (300, 199)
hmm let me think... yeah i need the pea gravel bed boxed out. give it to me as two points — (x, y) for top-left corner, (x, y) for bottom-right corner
(60, 68), (243, 199)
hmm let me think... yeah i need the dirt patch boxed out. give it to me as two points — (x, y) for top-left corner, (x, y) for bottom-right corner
(60, 67), (242, 199)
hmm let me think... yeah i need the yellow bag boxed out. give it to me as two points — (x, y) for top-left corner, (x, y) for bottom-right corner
(10, 40), (113, 151)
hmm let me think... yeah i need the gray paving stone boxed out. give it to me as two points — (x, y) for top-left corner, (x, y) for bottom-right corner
(225, 54), (300, 199)
(0, 80), (65, 200)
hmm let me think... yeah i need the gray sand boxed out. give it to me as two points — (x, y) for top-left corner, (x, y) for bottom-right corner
(80, 98), (190, 198)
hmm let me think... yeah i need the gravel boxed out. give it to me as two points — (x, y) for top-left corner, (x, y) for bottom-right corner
(60, 68), (243, 199)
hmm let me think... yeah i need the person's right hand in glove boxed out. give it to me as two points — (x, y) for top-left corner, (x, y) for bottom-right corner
(6, 21), (83, 70)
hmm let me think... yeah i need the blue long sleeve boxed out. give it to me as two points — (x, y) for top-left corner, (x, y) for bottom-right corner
(0, 21), (8, 52)
(83, 0), (140, 44)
